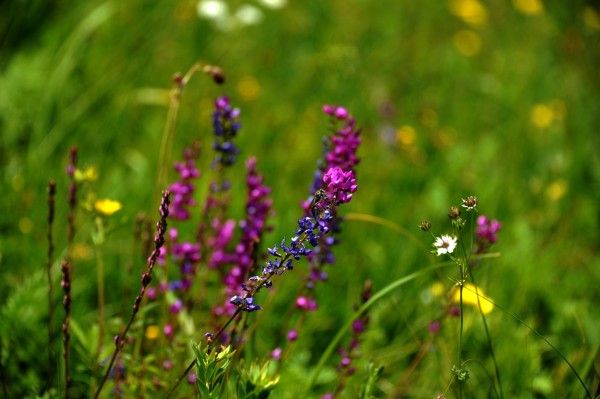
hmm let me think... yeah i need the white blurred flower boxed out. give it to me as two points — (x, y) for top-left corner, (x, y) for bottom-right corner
(258, 0), (287, 9)
(433, 235), (457, 256)
(197, 0), (228, 19)
(235, 4), (264, 26)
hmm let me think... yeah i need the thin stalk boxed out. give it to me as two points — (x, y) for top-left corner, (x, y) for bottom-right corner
(155, 62), (224, 202)
(47, 180), (57, 383)
(462, 210), (503, 398)
(467, 269), (503, 398)
(60, 260), (72, 399)
(345, 212), (428, 251)
(305, 261), (453, 393)
(458, 263), (464, 399)
(461, 285), (593, 398)
(95, 244), (106, 364)
(93, 191), (170, 399)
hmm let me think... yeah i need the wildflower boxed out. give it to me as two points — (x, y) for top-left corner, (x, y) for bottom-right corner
(530, 103), (554, 128)
(461, 195), (477, 211)
(187, 372), (197, 385)
(169, 299), (183, 314)
(94, 199), (123, 216)
(428, 320), (441, 334)
(230, 166), (357, 313)
(287, 329), (298, 342)
(419, 220), (432, 231)
(323, 167), (357, 204)
(295, 296), (318, 311)
(448, 206), (460, 220)
(433, 235), (457, 256)
(74, 166), (98, 182)
(271, 347), (282, 360)
(450, 283), (494, 314)
(453, 30), (482, 57)
(212, 96), (240, 167)
(169, 146), (200, 220)
(475, 215), (501, 244)
(164, 324), (174, 338)
(145, 325), (160, 340)
(512, 0), (543, 16)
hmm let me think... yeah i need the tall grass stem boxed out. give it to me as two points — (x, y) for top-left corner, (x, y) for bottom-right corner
(93, 191), (170, 399)
(46, 180), (57, 384)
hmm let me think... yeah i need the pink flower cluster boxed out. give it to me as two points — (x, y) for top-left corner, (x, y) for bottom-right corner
(323, 167), (358, 204)
(476, 215), (501, 244)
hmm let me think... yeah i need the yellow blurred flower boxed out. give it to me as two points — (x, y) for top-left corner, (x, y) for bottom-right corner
(453, 29), (482, 56)
(75, 166), (98, 182)
(530, 104), (554, 128)
(430, 282), (445, 297)
(546, 179), (567, 201)
(237, 76), (261, 101)
(71, 243), (93, 261)
(451, 283), (494, 314)
(396, 125), (416, 146)
(449, 0), (488, 26)
(583, 7), (600, 30)
(513, 0), (543, 16)
(145, 325), (160, 340)
(94, 199), (122, 216)
(18, 217), (33, 234)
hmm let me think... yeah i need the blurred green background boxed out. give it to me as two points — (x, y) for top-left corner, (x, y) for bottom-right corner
(1, 0), (599, 397)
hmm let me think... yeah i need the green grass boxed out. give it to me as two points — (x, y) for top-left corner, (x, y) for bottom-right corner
(1, 0), (599, 397)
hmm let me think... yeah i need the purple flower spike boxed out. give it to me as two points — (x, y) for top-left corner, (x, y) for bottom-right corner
(212, 96), (241, 167)
(168, 147), (200, 221)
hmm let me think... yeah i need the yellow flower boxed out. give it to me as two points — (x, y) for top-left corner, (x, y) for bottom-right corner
(584, 7), (600, 30)
(453, 29), (482, 57)
(94, 199), (122, 216)
(546, 179), (567, 201)
(430, 282), (446, 297)
(449, 0), (488, 26)
(396, 125), (416, 146)
(145, 325), (160, 340)
(75, 166), (98, 182)
(530, 104), (554, 128)
(451, 283), (494, 314)
(237, 76), (261, 101)
(71, 243), (93, 261)
(513, 0), (543, 16)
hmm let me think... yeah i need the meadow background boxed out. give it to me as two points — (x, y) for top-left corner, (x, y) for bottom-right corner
(1, 0), (599, 397)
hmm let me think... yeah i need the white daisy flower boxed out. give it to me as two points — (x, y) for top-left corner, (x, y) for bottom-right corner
(433, 235), (457, 256)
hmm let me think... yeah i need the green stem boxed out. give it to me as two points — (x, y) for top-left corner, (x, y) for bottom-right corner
(305, 261), (453, 392)
(461, 285), (593, 398)
(345, 212), (428, 251)
(467, 268), (503, 398)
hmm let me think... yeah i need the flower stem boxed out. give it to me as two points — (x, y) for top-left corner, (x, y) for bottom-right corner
(93, 191), (170, 399)
(305, 261), (453, 393)
(46, 180), (56, 385)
